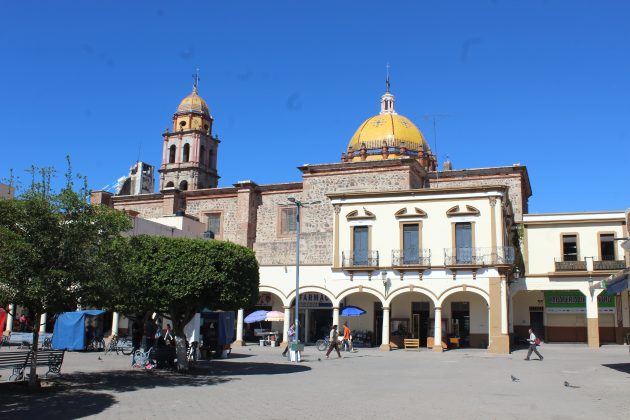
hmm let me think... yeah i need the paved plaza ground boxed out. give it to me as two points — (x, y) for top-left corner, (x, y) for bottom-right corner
(1, 343), (629, 419)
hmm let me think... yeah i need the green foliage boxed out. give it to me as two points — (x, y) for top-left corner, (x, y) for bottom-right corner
(0, 158), (131, 388)
(109, 235), (260, 330)
(0, 160), (132, 314)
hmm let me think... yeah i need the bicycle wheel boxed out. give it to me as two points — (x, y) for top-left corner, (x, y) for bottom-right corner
(316, 339), (327, 351)
(104, 340), (115, 355)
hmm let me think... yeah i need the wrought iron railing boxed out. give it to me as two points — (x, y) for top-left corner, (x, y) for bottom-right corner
(391, 249), (431, 266)
(444, 247), (515, 266)
(593, 260), (626, 271)
(554, 260), (586, 271)
(342, 250), (379, 268)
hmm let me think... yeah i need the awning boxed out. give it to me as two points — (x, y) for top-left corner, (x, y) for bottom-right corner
(606, 271), (629, 294)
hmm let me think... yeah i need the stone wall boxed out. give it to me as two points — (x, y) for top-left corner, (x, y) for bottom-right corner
(113, 202), (164, 219)
(254, 162), (419, 265)
(184, 195), (239, 242)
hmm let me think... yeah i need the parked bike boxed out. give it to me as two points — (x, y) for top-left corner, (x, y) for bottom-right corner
(315, 335), (345, 351)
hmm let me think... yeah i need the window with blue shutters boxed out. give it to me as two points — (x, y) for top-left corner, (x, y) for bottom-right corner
(353, 226), (369, 266)
(403, 224), (419, 264)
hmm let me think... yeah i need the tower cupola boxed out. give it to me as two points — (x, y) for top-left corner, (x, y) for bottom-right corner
(158, 71), (220, 191)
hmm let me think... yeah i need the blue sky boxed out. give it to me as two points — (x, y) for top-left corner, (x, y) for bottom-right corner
(1, 0), (628, 212)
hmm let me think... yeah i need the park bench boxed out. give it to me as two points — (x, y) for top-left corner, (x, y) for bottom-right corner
(5, 332), (53, 350)
(29, 349), (66, 378)
(0, 351), (31, 381)
(0, 349), (65, 381)
(403, 338), (420, 351)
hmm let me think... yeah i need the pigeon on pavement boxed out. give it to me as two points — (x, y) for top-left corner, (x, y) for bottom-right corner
(511, 375), (520, 382)
(564, 381), (580, 388)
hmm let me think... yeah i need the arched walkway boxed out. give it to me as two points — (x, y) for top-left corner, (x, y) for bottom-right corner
(385, 289), (437, 350)
(337, 289), (385, 348)
(441, 291), (490, 349)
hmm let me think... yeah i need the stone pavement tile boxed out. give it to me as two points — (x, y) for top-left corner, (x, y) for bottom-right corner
(1, 344), (629, 419)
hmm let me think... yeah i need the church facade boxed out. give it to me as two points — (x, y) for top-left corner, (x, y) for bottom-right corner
(91, 81), (629, 353)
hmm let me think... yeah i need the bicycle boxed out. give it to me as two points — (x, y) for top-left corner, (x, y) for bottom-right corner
(104, 336), (134, 356)
(86, 336), (105, 352)
(315, 336), (345, 351)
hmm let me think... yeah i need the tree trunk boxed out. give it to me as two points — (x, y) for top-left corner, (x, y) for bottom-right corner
(174, 334), (188, 371)
(28, 312), (41, 391)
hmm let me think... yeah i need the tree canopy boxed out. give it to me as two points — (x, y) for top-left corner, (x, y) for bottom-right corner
(0, 164), (131, 316)
(0, 162), (131, 388)
(109, 235), (260, 369)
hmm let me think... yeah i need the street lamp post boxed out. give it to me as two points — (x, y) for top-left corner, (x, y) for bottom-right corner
(287, 197), (320, 361)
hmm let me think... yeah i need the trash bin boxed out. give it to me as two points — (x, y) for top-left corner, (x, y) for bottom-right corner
(259, 339), (265, 347)
(289, 350), (301, 362)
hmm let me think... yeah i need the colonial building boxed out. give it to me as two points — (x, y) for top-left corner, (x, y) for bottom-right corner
(91, 79), (628, 353)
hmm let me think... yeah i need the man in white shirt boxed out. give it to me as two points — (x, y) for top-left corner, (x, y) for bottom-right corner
(525, 328), (543, 361)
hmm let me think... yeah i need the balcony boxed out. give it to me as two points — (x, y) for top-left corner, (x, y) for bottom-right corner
(444, 247), (515, 267)
(554, 260), (586, 271)
(593, 260), (626, 271)
(341, 250), (379, 268)
(391, 249), (431, 267)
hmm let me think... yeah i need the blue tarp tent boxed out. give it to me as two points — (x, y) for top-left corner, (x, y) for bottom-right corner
(200, 311), (235, 345)
(51, 310), (105, 350)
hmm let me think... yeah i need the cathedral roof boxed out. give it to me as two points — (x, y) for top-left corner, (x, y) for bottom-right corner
(176, 86), (210, 116)
(348, 113), (428, 155)
(344, 86), (433, 168)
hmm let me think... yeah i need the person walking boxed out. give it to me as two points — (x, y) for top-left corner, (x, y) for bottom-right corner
(164, 324), (174, 346)
(525, 328), (543, 361)
(325, 325), (342, 359)
(342, 322), (352, 352)
(282, 323), (295, 357)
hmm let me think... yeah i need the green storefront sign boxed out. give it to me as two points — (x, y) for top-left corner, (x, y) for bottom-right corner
(544, 291), (615, 314)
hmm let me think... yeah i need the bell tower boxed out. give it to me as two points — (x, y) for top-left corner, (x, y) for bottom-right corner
(159, 72), (220, 191)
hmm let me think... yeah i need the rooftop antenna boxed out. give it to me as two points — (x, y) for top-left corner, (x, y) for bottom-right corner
(192, 67), (200, 91)
(385, 63), (391, 92)
(423, 114), (449, 187)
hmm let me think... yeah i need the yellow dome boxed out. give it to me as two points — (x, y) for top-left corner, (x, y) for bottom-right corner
(348, 113), (428, 153)
(176, 87), (210, 116)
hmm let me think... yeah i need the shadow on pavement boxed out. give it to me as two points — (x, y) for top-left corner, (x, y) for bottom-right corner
(602, 363), (630, 374)
(0, 385), (116, 419)
(203, 360), (311, 376)
(57, 368), (234, 392)
(222, 352), (254, 359)
(0, 359), (310, 418)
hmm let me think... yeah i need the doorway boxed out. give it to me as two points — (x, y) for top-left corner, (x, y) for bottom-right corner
(451, 301), (470, 346)
(529, 309), (544, 340)
(411, 302), (430, 346)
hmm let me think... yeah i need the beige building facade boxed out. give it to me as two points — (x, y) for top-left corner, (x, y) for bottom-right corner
(90, 81), (627, 353)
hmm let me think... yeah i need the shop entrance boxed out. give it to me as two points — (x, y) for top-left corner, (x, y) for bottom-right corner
(411, 302), (430, 346)
(293, 292), (333, 344)
(451, 301), (470, 347)
(309, 309), (332, 343)
(529, 308), (544, 340)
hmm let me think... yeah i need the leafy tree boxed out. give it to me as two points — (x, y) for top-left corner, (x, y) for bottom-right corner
(0, 160), (131, 389)
(109, 235), (259, 370)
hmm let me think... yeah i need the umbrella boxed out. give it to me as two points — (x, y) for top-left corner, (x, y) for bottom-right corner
(340, 306), (366, 317)
(244, 310), (268, 324)
(265, 311), (285, 322)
